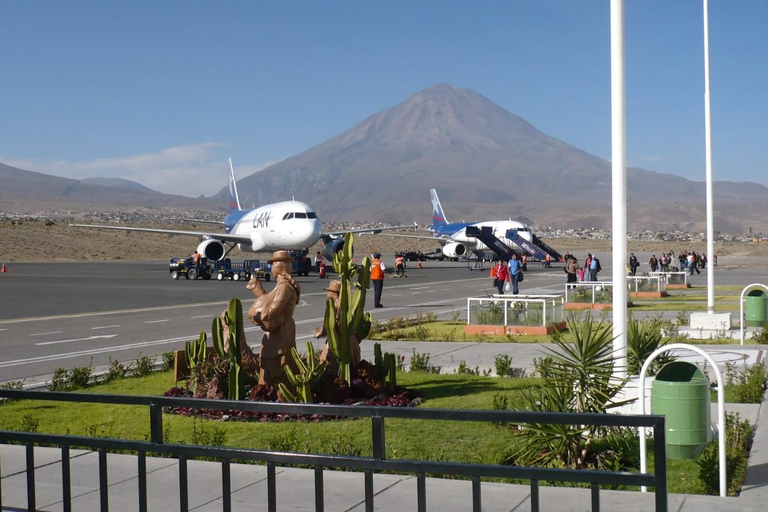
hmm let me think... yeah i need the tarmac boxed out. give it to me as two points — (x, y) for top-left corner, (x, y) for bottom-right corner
(1, 342), (767, 512)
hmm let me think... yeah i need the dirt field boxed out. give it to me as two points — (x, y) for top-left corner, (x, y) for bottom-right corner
(1, 219), (765, 263)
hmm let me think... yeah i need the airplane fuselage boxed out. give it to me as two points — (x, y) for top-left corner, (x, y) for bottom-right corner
(225, 200), (322, 253)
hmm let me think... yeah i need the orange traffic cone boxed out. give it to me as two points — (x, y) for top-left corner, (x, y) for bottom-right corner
(1, 263), (6, 273)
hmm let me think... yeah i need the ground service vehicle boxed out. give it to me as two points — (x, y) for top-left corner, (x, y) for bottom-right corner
(215, 259), (271, 282)
(169, 257), (214, 280)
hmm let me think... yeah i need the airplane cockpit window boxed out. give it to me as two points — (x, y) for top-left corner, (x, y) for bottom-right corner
(282, 212), (294, 220)
(295, 212), (307, 219)
(307, 212), (317, 219)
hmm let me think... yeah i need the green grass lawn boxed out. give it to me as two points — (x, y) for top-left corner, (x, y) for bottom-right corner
(0, 369), (748, 496)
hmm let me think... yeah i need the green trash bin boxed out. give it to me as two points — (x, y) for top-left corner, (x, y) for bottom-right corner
(745, 289), (767, 328)
(652, 361), (711, 460)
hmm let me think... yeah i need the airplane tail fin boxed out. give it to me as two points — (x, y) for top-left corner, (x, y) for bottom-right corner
(228, 158), (243, 211)
(430, 189), (448, 227)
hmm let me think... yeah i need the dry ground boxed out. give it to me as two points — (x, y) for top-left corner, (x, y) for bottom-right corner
(1, 219), (766, 263)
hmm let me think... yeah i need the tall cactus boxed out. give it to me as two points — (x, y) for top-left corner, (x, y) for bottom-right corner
(278, 341), (327, 403)
(184, 332), (208, 372)
(212, 298), (245, 400)
(326, 233), (372, 382)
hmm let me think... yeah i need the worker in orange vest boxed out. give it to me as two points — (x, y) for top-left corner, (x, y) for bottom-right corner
(395, 253), (405, 277)
(371, 252), (386, 308)
(192, 250), (202, 269)
(490, 261), (499, 289)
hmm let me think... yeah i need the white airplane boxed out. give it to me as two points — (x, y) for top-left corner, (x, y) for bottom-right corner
(385, 189), (558, 262)
(71, 159), (413, 261)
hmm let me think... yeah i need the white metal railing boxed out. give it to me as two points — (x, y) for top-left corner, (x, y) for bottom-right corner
(627, 275), (666, 293)
(649, 271), (688, 287)
(564, 282), (614, 304)
(467, 295), (565, 327)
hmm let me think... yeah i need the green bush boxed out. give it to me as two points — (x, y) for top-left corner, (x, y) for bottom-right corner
(49, 368), (70, 391)
(162, 351), (176, 371)
(495, 354), (513, 377)
(104, 358), (127, 383)
(726, 362), (767, 403)
(131, 353), (155, 377)
(409, 349), (439, 373)
(696, 412), (755, 496)
(69, 363), (93, 389)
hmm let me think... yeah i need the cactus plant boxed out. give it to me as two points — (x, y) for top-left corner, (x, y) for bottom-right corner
(326, 232), (372, 382)
(383, 353), (397, 388)
(184, 332), (208, 372)
(374, 343), (384, 375)
(211, 298), (245, 400)
(278, 341), (327, 403)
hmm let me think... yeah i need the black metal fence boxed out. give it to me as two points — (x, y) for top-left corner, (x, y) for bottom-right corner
(0, 389), (667, 512)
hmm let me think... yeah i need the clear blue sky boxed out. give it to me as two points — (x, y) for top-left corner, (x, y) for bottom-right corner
(1, 1), (765, 197)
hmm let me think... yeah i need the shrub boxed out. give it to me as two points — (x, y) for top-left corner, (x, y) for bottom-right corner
(728, 362), (767, 404)
(696, 412), (755, 496)
(69, 363), (93, 389)
(410, 349), (439, 373)
(104, 358), (127, 382)
(49, 368), (70, 391)
(455, 361), (480, 375)
(131, 353), (155, 377)
(492, 392), (509, 411)
(494, 354), (513, 377)
(162, 351), (176, 371)
(20, 414), (40, 433)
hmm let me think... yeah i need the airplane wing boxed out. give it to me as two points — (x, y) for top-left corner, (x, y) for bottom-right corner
(360, 231), (454, 243)
(323, 223), (419, 239)
(69, 223), (253, 244)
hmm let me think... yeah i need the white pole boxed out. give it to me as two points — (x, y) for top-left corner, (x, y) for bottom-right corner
(610, 0), (628, 379)
(703, 0), (715, 313)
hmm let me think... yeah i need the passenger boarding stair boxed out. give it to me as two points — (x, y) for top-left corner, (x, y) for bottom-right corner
(465, 226), (518, 262)
(505, 229), (562, 262)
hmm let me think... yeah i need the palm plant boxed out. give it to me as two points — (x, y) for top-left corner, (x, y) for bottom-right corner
(542, 313), (624, 413)
(626, 316), (675, 376)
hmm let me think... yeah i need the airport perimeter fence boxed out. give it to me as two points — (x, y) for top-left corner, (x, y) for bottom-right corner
(0, 389), (669, 512)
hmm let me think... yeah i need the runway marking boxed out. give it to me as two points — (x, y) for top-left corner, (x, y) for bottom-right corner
(145, 319), (170, 324)
(0, 276), (489, 325)
(35, 334), (119, 346)
(92, 325), (120, 330)
(190, 315), (212, 319)
(410, 286), (429, 290)
(0, 328), (7, 331)
(412, 292), (421, 295)
(30, 331), (63, 337)
(390, 294), (403, 297)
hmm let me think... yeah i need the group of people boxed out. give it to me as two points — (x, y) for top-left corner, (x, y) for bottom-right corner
(489, 254), (523, 295)
(644, 250), (709, 275)
(562, 253), (601, 283)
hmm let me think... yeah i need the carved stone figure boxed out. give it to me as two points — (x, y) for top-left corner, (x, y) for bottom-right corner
(316, 279), (361, 372)
(247, 250), (301, 389)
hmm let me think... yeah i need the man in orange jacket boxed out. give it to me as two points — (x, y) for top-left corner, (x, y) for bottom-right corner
(371, 252), (386, 308)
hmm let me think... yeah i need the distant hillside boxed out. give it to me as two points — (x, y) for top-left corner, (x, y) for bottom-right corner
(217, 83), (768, 233)
(80, 177), (156, 193)
(0, 163), (223, 211)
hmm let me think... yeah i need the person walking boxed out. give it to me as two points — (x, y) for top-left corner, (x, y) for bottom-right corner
(314, 251), (322, 273)
(544, 253), (552, 268)
(565, 256), (578, 284)
(521, 253), (528, 271)
(371, 252), (386, 308)
(394, 253), (405, 277)
(648, 255), (658, 273)
(508, 253), (522, 294)
(495, 260), (509, 295)
(589, 254), (601, 282)
(629, 253), (639, 276)
(584, 254), (593, 281)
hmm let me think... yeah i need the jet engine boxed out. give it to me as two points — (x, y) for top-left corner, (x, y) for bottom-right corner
(197, 239), (226, 261)
(321, 238), (347, 262)
(442, 242), (466, 259)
